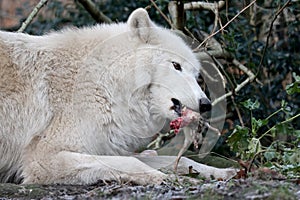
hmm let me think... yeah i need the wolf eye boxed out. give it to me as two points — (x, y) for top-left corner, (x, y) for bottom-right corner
(172, 61), (182, 71)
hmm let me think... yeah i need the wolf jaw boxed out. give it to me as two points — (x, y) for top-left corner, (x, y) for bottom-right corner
(170, 98), (182, 117)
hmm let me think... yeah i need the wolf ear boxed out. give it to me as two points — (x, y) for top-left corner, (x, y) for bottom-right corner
(127, 8), (155, 43)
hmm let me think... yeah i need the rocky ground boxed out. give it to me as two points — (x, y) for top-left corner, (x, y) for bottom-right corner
(0, 177), (299, 200)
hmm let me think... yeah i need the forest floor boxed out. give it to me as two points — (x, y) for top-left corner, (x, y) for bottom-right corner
(0, 177), (299, 200)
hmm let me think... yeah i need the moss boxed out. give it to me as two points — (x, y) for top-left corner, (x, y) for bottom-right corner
(267, 185), (297, 200)
(0, 183), (48, 199)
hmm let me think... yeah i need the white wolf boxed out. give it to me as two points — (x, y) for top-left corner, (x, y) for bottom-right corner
(0, 8), (235, 185)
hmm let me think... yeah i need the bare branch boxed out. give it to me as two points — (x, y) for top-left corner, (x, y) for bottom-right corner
(232, 59), (255, 81)
(184, 1), (225, 11)
(257, 0), (291, 76)
(196, 50), (230, 60)
(168, 1), (184, 30)
(17, 0), (48, 33)
(77, 0), (112, 24)
(195, 49), (256, 106)
(213, 76), (253, 106)
(211, 2), (220, 34)
(196, 0), (257, 49)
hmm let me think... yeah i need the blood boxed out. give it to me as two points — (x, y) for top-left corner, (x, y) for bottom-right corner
(170, 107), (199, 134)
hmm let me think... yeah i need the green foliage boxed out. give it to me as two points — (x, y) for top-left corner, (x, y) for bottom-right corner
(227, 125), (249, 159)
(286, 73), (300, 95)
(218, 1), (300, 128)
(241, 99), (260, 111)
(227, 80), (300, 178)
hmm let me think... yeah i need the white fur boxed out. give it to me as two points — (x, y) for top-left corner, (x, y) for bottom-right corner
(0, 8), (235, 184)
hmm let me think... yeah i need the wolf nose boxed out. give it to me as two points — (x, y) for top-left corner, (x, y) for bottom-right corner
(199, 98), (212, 113)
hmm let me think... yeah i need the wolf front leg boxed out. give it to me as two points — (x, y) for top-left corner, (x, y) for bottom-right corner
(135, 155), (237, 180)
(21, 112), (166, 185)
(22, 151), (166, 185)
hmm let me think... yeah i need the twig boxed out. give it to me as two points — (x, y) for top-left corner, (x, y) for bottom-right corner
(77, 0), (112, 24)
(150, 0), (174, 29)
(17, 0), (48, 33)
(211, 55), (234, 88)
(147, 132), (173, 149)
(256, 0), (291, 77)
(218, 59), (256, 106)
(232, 59), (255, 81)
(195, 0), (257, 49)
(204, 122), (221, 136)
(212, 76), (252, 106)
(258, 112), (300, 140)
(248, 149), (266, 174)
(196, 50), (256, 106)
(208, 1), (221, 35)
(200, 61), (221, 83)
(231, 95), (244, 127)
(196, 49), (231, 60)
(194, 32), (257, 106)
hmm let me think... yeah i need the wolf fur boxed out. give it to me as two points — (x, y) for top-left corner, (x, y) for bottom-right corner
(0, 8), (236, 185)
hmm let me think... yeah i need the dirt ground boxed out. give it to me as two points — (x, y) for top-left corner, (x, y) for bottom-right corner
(0, 177), (299, 200)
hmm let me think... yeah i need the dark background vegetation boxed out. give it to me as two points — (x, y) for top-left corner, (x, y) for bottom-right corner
(0, 0), (299, 180)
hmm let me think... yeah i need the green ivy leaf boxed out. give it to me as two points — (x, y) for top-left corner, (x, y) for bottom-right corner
(286, 73), (300, 95)
(264, 151), (277, 161)
(247, 138), (261, 156)
(289, 150), (300, 165)
(293, 72), (300, 82)
(251, 117), (268, 135)
(264, 142), (281, 162)
(275, 123), (292, 140)
(281, 100), (287, 108)
(286, 82), (300, 95)
(241, 99), (260, 110)
(227, 125), (249, 158)
(293, 130), (300, 138)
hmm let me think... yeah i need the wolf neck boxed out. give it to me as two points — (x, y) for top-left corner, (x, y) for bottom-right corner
(108, 86), (164, 155)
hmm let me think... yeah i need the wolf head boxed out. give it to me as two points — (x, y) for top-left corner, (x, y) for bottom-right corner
(127, 8), (211, 122)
